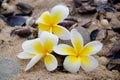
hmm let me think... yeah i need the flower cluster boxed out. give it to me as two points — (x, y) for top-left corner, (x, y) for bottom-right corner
(17, 5), (103, 73)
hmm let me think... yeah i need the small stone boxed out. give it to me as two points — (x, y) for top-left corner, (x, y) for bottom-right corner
(0, 58), (20, 80)
(26, 17), (35, 26)
(16, 2), (33, 16)
(94, 0), (108, 4)
(75, 26), (90, 44)
(106, 44), (120, 57)
(2, 3), (9, 10)
(6, 16), (26, 27)
(100, 0), (108, 4)
(90, 28), (108, 41)
(110, 37), (117, 42)
(10, 28), (32, 38)
(99, 56), (109, 65)
(114, 3), (120, 11)
(59, 40), (72, 46)
(100, 19), (109, 27)
(2, 3), (16, 15)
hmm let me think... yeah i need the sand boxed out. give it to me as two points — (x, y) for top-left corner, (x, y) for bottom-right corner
(0, 0), (120, 80)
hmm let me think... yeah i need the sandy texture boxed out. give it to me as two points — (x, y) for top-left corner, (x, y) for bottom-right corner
(0, 0), (120, 80)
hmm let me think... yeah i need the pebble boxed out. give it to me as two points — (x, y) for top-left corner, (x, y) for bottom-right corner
(75, 26), (90, 44)
(0, 58), (20, 80)
(100, 0), (108, 4)
(26, 17), (35, 26)
(94, 0), (108, 4)
(99, 56), (108, 65)
(100, 19), (109, 27)
(59, 39), (72, 46)
(2, 3), (16, 13)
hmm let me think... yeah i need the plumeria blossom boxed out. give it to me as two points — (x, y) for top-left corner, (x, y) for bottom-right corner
(36, 5), (70, 40)
(17, 31), (58, 71)
(54, 29), (103, 73)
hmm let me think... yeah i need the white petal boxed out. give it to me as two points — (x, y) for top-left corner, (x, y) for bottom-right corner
(53, 25), (70, 40)
(25, 55), (42, 71)
(17, 51), (35, 59)
(22, 38), (41, 53)
(53, 44), (75, 56)
(36, 17), (41, 24)
(71, 29), (84, 48)
(63, 56), (81, 73)
(51, 5), (69, 22)
(81, 41), (103, 55)
(44, 54), (58, 71)
(39, 31), (58, 46)
(36, 11), (51, 24)
(81, 56), (98, 72)
(38, 31), (41, 37)
(36, 16), (43, 24)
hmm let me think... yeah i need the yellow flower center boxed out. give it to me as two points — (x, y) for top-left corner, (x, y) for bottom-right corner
(74, 47), (83, 57)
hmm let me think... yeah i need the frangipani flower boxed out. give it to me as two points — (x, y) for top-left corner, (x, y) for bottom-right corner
(36, 5), (70, 40)
(17, 31), (58, 71)
(54, 29), (103, 73)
